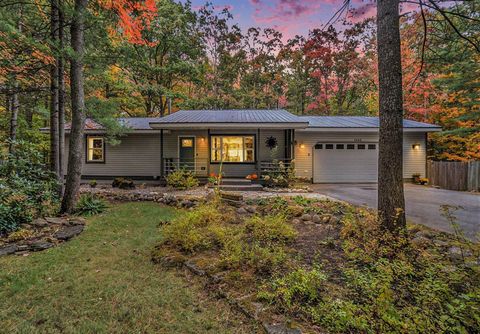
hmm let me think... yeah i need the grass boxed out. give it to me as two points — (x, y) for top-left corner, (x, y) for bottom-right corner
(0, 202), (259, 334)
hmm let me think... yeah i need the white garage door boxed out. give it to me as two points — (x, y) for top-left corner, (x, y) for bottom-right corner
(313, 143), (378, 183)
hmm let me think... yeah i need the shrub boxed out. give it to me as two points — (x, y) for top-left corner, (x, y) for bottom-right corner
(262, 160), (295, 188)
(75, 193), (108, 216)
(259, 266), (327, 309)
(7, 228), (34, 242)
(0, 141), (59, 235)
(245, 214), (297, 243)
(112, 177), (135, 189)
(166, 169), (199, 189)
(89, 180), (97, 188)
(161, 203), (226, 252)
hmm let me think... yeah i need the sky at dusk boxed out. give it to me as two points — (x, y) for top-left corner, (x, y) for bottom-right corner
(185, 0), (379, 40)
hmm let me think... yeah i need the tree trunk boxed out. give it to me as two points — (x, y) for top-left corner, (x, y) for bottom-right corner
(61, 0), (87, 213)
(58, 0), (66, 193)
(9, 84), (19, 149)
(376, 0), (406, 231)
(50, 0), (60, 178)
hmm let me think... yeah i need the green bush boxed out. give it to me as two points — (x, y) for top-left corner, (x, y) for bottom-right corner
(245, 214), (297, 243)
(75, 193), (108, 216)
(261, 160), (295, 188)
(166, 169), (199, 189)
(0, 141), (59, 235)
(259, 266), (326, 309)
(161, 203), (226, 252)
(112, 177), (135, 189)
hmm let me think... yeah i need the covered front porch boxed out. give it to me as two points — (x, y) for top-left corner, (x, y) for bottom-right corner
(158, 128), (295, 179)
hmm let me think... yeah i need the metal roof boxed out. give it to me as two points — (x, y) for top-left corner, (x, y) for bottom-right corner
(118, 117), (163, 130)
(150, 109), (307, 124)
(43, 113), (440, 132)
(300, 116), (441, 129)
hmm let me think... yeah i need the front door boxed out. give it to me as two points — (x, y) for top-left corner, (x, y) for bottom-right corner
(179, 136), (195, 171)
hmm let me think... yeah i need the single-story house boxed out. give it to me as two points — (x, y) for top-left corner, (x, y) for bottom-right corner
(53, 109), (441, 183)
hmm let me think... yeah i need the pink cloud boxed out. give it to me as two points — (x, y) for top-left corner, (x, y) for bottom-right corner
(250, 0), (324, 39)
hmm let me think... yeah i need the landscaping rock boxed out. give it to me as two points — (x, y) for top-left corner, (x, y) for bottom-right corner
(448, 246), (472, 262)
(263, 323), (302, 334)
(17, 245), (29, 251)
(287, 205), (304, 217)
(30, 241), (54, 252)
(311, 214), (321, 224)
(45, 217), (66, 225)
(68, 218), (86, 226)
(0, 244), (18, 256)
(291, 218), (301, 225)
(433, 239), (449, 248)
(54, 225), (84, 241)
(320, 214), (332, 224)
(31, 218), (48, 228)
(245, 205), (257, 214)
(301, 214), (312, 221)
(411, 236), (430, 247)
(236, 207), (248, 215)
(180, 200), (195, 208)
(184, 261), (206, 276)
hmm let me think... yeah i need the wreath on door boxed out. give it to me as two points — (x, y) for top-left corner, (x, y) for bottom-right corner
(265, 136), (278, 150)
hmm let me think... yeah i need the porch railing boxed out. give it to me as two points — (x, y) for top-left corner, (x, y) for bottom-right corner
(259, 159), (294, 176)
(163, 158), (208, 177)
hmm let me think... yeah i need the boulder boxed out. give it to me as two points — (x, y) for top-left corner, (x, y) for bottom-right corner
(411, 236), (430, 247)
(263, 323), (302, 334)
(287, 205), (304, 217)
(301, 214), (312, 221)
(311, 214), (321, 224)
(30, 241), (54, 252)
(245, 206), (257, 214)
(448, 246), (472, 262)
(320, 214), (332, 224)
(31, 218), (48, 228)
(54, 225), (84, 241)
(45, 217), (66, 225)
(67, 218), (86, 226)
(291, 218), (301, 225)
(0, 244), (18, 256)
(236, 207), (248, 215)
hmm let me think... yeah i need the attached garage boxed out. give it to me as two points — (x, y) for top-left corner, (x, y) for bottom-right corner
(294, 116), (442, 183)
(313, 142), (378, 183)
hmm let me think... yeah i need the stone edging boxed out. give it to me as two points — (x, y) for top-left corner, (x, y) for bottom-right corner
(181, 260), (303, 334)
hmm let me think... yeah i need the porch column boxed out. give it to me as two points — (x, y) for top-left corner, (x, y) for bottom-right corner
(160, 129), (164, 178)
(256, 128), (260, 173)
(207, 129), (210, 176)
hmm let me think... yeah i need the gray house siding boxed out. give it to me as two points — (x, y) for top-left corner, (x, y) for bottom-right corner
(67, 129), (288, 179)
(64, 133), (161, 178)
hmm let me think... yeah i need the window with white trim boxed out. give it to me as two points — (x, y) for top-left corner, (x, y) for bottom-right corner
(87, 136), (105, 162)
(210, 136), (255, 162)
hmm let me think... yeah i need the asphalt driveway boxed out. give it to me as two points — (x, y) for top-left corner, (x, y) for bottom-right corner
(311, 183), (479, 240)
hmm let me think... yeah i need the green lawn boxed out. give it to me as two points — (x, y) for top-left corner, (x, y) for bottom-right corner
(0, 202), (259, 334)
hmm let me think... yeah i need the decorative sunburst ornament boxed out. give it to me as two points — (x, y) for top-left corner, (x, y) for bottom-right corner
(265, 136), (278, 150)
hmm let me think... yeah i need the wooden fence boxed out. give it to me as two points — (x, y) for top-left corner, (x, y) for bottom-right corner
(427, 160), (480, 191)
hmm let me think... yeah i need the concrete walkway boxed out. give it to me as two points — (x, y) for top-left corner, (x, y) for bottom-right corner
(311, 183), (480, 240)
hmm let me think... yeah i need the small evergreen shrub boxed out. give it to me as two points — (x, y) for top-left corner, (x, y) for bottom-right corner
(166, 169), (199, 189)
(75, 193), (108, 216)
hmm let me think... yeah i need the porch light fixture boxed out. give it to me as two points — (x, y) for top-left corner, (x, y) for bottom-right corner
(300, 143), (305, 149)
(412, 144), (420, 150)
